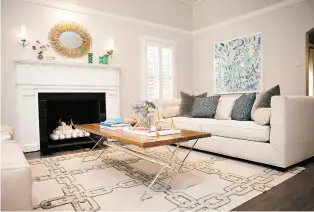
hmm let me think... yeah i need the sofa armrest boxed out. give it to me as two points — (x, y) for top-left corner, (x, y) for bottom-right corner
(153, 99), (181, 121)
(270, 96), (314, 166)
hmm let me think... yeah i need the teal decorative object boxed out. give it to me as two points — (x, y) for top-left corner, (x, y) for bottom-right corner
(88, 53), (93, 64)
(104, 55), (109, 64)
(99, 56), (105, 64)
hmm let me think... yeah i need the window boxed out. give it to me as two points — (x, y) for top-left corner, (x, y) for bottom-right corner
(142, 38), (176, 100)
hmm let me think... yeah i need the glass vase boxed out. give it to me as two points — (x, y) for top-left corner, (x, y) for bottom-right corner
(138, 116), (152, 129)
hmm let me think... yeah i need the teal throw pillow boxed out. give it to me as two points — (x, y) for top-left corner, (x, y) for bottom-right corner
(232, 93), (256, 121)
(191, 95), (220, 118)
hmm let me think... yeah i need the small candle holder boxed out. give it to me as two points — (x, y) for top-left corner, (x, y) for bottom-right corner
(88, 53), (93, 64)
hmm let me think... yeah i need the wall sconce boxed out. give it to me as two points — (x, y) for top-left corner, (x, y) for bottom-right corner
(106, 38), (114, 57)
(18, 25), (28, 47)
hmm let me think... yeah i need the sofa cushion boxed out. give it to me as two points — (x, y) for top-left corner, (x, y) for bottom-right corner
(1, 142), (29, 169)
(1, 125), (14, 141)
(254, 108), (271, 125)
(251, 85), (280, 120)
(179, 91), (207, 117)
(191, 95), (220, 118)
(231, 93), (256, 121)
(215, 96), (238, 120)
(163, 106), (180, 118)
(172, 117), (270, 142)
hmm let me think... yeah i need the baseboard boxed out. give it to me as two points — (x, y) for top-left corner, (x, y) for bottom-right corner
(23, 143), (40, 152)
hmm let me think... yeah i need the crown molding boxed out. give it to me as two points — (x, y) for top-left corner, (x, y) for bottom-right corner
(177, 0), (205, 5)
(192, 0), (206, 5)
(22, 0), (305, 36)
(193, 0), (305, 35)
(22, 0), (193, 35)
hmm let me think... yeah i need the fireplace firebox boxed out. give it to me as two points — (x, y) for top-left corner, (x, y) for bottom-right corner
(38, 93), (106, 154)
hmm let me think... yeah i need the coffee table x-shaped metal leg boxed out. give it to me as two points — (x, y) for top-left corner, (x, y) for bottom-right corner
(82, 137), (200, 201)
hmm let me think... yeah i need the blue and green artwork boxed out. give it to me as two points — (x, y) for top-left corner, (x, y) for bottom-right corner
(214, 33), (262, 94)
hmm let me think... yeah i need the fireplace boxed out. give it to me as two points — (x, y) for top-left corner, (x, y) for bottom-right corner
(38, 92), (106, 154)
(15, 59), (120, 152)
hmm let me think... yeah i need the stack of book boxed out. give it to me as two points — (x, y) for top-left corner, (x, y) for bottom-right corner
(123, 126), (181, 137)
(100, 118), (132, 130)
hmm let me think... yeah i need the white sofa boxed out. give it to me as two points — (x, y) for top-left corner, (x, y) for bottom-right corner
(1, 126), (33, 211)
(156, 96), (314, 168)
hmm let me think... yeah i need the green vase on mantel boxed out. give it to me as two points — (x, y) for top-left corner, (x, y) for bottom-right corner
(87, 53), (93, 64)
(99, 56), (105, 64)
(98, 55), (109, 65)
(103, 55), (109, 65)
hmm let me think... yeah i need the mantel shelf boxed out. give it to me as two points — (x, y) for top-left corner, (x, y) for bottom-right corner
(14, 59), (121, 70)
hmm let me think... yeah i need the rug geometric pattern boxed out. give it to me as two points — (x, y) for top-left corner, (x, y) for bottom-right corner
(29, 146), (304, 211)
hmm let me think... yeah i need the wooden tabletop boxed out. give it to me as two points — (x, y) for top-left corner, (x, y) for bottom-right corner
(76, 123), (211, 148)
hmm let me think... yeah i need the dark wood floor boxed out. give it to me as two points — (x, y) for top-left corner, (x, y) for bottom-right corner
(233, 157), (314, 211)
(24, 149), (314, 211)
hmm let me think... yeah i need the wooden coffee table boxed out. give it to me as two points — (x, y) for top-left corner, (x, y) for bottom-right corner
(76, 123), (211, 201)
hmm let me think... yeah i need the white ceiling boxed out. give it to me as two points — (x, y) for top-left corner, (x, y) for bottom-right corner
(177, 0), (204, 5)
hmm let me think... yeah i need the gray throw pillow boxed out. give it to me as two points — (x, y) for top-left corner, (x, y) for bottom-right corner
(191, 95), (220, 118)
(251, 85), (280, 120)
(232, 93), (256, 121)
(179, 91), (207, 117)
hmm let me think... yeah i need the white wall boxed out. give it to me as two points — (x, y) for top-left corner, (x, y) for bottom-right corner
(193, 0), (314, 96)
(59, 0), (193, 30)
(193, 0), (284, 30)
(1, 0), (193, 127)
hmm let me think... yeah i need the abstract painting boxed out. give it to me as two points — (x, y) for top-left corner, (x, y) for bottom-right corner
(214, 33), (262, 94)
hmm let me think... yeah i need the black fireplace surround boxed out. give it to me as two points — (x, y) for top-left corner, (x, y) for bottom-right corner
(38, 93), (106, 154)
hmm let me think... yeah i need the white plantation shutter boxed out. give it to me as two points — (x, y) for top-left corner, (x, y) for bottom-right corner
(145, 40), (175, 100)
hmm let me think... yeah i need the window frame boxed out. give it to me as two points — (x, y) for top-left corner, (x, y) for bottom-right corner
(140, 36), (177, 100)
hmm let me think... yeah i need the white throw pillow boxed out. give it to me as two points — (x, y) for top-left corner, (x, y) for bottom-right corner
(162, 106), (180, 118)
(214, 97), (238, 120)
(254, 108), (271, 125)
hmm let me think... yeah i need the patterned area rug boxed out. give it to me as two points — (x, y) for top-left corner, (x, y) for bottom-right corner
(29, 146), (304, 211)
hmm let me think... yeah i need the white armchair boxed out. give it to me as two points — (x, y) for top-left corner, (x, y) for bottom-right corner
(1, 125), (33, 211)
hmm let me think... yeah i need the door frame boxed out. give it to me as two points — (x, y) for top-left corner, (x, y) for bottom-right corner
(306, 28), (314, 96)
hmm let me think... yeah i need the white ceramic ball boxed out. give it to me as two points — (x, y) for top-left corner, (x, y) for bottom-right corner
(78, 131), (84, 137)
(52, 134), (59, 140)
(60, 122), (66, 126)
(84, 132), (90, 137)
(57, 126), (63, 131)
(74, 129), (80, 133)
(59, 134), (65, 139)
(55, 130), (61, 135)
(65, 134), (71, 139)
(72, 133), (78, 138)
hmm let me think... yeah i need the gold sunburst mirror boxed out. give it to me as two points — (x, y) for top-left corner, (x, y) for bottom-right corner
(48, 21), (92, 58)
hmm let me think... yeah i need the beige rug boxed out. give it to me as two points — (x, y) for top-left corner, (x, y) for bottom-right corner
(29, 146), (304, 211)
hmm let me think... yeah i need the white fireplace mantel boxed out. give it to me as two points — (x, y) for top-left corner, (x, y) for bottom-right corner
(15, 59), (121, 152)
